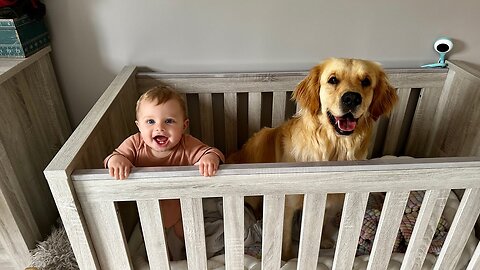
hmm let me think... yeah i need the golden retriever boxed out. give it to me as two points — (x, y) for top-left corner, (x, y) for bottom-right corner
(227, 58), (398, 260)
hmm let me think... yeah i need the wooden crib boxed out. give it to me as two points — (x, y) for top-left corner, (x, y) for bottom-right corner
(44, 61), (480, 270)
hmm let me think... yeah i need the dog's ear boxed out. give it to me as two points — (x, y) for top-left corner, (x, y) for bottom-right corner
(292, 65), (322, 115)
(369, 70), (398, 121)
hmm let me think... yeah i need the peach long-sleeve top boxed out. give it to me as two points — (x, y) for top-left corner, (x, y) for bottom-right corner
(104, 133), (225, 241)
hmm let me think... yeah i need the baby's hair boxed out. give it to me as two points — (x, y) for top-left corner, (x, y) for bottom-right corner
(136, 86), (187, 118)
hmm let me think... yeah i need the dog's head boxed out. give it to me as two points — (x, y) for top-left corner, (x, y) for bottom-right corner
(293, 58), (397, 136)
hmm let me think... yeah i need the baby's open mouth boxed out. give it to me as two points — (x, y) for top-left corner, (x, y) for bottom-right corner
(327, 111), (358, 136)
(153, 135), (168, 145)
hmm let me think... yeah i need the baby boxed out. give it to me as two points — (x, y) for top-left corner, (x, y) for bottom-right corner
(104, 86), (225, 259)
(105, 86), (224, 179)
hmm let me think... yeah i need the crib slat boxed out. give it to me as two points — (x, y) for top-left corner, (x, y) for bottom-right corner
(466, 241), (480, 270)
(262, 195), (285, 270)
(297, 193), (327, 270)
(404, 87), (442, 157)
(224, 92), (238, 156)
(295, 101), (301, 113)
(223, 195), (245, 270)
(180, 197), (207, 270)
(332, 192), (369, 270)
(367, 191), (410, 270)
(199, 93), (214, 146)
(367, 121), (380, 159)
(434, 188), (480, 270)
(82, 201), (133, 269)
(272, 91), (286, 127)
(383, 88), (409, 155)
(137, 200), (170, 270)
(248, 92), (262, 137)
(400, 189), (450, 270)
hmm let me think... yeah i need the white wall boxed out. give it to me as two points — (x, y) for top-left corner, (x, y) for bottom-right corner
(44, 0), (480, 126)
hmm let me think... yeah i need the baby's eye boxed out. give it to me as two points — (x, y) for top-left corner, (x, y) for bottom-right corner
(146, 119), (155, 125)
(165, 118), (175, 124)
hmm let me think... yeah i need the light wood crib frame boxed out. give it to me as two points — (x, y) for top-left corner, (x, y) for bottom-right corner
(44, 61), (480, 270)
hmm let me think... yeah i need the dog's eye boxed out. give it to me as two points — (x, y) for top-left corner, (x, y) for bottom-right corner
(328, 76), (339, 85)
(361, 78), (371, 87)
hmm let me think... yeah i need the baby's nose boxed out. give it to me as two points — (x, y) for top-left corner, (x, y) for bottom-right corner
(157, 122), (166, 131)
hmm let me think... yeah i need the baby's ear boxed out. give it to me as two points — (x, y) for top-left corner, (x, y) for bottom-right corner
(183, 118), (190, 131)
(135, 120), (140, 130)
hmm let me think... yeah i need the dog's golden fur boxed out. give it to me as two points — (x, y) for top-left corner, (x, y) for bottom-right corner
(227, 58), (398, 259)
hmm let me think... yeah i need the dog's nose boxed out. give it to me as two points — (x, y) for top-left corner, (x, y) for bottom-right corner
(341, 92), (362, 110)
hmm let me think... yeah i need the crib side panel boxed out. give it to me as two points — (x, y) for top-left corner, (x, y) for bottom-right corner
(137, 70), (449, 158)
(423, 61), (480, 158)
(371, 71), (448, 158)
(136, 73), (304, 156)
(435, 188), (480, 269)
(382, 62), (480, 159)
(72, 157), (480, 269)
(45, 66), (140, 270)
(81, 200), (133, 269)
(401, 189), (450, 270)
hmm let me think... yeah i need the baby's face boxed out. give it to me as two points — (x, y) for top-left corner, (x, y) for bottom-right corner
(136, 98), (188, 157)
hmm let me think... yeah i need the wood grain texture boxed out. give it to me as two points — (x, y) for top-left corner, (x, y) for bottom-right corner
(45, 65), (138, 270)
(272, 91), (287, 127)
(72, 158), (480, 202)
(404, 87), (443, 157)
(382, 88), (411, 156)
(248, 92), (262, 138)
(223, 195), (245, 270)
(199, 93), (214, 146)
(136, 69), (447, 94)
(425, 62), (480, 157)
(45, 62), (480, 270)
(262, 195), (285, 270)
(137, 200), (170, 270)
(466, 241), (480, 270)
(400, 189), (450, 270)
(332, 192), (369, 270)
(181, 197), (208, 270)
(297, 193), (327, 269)
(44, 170), (100, 269)
(0, 48), (71, 269)
(224, 92), (238, 156)
(81, 200), (133, 269)
(434, 188), (480, 270)
(367, 191), (410, 270)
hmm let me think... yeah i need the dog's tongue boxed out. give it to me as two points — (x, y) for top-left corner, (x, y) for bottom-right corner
(336, 116), (357, 131)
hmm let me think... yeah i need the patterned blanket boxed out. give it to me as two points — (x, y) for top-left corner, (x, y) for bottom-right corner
(356, 191), (450, 256)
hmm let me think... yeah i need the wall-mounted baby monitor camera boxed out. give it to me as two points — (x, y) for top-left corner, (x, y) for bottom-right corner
(422, 37), (453, 68)
(434, 38), (453, 54)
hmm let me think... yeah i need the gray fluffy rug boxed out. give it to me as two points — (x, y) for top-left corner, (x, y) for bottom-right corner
(29, 222), (79, 270)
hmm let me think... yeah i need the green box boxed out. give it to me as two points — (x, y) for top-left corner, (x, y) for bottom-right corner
(0, 15), (49, 58)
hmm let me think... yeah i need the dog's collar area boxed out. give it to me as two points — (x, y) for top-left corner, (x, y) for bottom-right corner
(327, 111), (357, 136)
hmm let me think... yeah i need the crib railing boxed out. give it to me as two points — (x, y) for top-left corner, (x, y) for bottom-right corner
(70, 158), (480, 270)
(136, 69), (450, 159)
(45, 61), (480, 270)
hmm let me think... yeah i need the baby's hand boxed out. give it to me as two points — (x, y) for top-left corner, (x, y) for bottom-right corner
(107, 155), (133, 180)
(198, 153), (220, 177)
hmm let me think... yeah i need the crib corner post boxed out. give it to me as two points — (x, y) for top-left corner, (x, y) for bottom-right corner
(43, 169), (100, 270)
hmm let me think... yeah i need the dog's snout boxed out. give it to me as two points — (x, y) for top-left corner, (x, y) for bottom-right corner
(341, 92), (362, 110)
